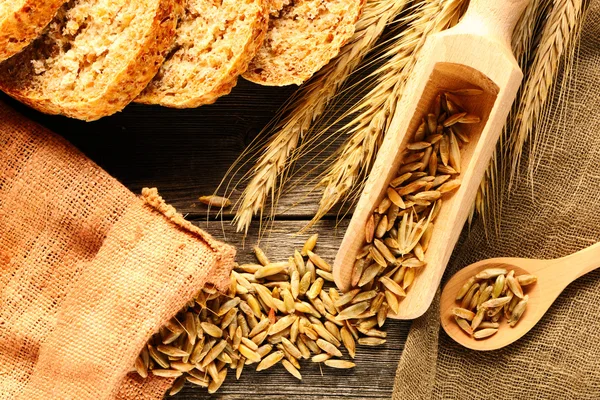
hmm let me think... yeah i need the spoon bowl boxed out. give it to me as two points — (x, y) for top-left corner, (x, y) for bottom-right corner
(441, 260), (542, 351)
(441, 242), (600, 350)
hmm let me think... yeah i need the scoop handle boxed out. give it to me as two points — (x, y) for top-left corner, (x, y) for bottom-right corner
(452, 0), (531, 50)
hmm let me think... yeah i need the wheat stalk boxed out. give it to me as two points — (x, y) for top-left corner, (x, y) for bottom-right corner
(474, 0), (587, 228)
(308, 0), (468, 228)
(471, 0), (587, 231)
(471, 0), (553, 227)
(511, 0), (554, 67)
(508, 0), (586, 184)
(231, 0), (410, 234)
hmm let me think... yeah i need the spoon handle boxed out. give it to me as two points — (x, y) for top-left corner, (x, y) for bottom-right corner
(450, 0), (531, 49)
(558, 241), (600, 280)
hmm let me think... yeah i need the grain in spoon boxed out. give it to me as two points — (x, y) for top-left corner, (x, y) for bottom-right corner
(440, 242), (600, 350)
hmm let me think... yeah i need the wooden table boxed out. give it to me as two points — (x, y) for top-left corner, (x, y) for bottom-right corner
(2, 79), (411, 399)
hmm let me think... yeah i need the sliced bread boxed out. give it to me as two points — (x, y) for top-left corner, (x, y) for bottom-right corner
(0, 0), (67, 63)
(0, 0), (181, 121)
(136, 0), (268, 108)
(242, 0), (365, 86)
(268, 0), (291, 16)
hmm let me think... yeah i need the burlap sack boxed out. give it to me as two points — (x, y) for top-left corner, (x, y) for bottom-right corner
(393, 1), (600, 398)
(0, 101), (235, 400)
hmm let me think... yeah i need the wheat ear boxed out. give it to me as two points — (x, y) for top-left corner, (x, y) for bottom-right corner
(508, 0), (586, 183)
(474, 0), (586, 227)
(231, 0), (410, 234)
(471, 0), (553, 227)
(308, 0), (468, 228)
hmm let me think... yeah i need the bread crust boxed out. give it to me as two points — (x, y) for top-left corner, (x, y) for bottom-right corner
(0, 0), (67, 62)
(243, 0), (366, 86)
(136, 0), (269, 109)
(0, 0), (182, 121)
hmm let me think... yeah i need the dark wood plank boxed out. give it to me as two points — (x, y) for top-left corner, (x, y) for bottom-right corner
(174, 326), (407, 400)
(172, 220), (410, 400)
(0, 79), (349, 223)
(2, 81), (292, 217)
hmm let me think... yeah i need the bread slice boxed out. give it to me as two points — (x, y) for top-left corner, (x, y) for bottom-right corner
(0, 0), (67, 62)
(136, 0), (268, 108)
(268, 0), (291, 16)
(0, 0), (181, 121)
(243, 0), (365, 86)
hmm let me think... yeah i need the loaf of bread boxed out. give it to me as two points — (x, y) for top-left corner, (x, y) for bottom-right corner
(243, 0), (365, 86)
(0, 0), (181, 121)
(0, 0), (66, 62)
(136, 0), (268, 108)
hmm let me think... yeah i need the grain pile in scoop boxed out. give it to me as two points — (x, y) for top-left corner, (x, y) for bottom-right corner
(350, 89), (482, 312)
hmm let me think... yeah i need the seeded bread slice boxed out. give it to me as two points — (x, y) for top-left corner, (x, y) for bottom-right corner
(243, 0), (365, 86)
(136, 0), (268, 108)
(0, 0), (181, 121)
(0, 0), (67, 62)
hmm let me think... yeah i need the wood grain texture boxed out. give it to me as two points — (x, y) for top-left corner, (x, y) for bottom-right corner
(1, 78), (411, 399)
(1, 81), (294, 218)
(1, 79), (342, 222)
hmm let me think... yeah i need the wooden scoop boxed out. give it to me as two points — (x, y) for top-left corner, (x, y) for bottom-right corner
(440, 242), (600, 350)
(333, 0), (530, 319)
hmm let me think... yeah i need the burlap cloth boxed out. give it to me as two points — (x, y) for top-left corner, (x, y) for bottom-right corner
(393, 1), (600, 399)
(0, 101), (235, 400)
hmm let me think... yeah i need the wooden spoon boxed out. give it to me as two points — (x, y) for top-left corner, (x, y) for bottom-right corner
(440, 242), (600, 351)
(333, 0), (530, 319)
